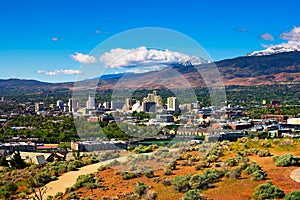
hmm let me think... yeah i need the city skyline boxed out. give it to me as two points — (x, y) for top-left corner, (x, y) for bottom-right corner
(1, 0), (300, 83)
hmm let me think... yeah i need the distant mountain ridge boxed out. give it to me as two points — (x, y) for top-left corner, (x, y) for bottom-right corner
(246, 42), (300, 56)
(1, 51), (300, 92)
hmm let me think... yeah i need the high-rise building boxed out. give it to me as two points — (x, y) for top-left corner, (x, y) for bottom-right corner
(35, 102), (44, 112)
(142, 102), (156, 112)
(111, 101), (124, 111)
(56, 100), (64, 111)
(167, 97), (179, 112)
(143, 90), (162, 109)
(68, 98), (78, 113)
(125, 98), (136, 110)
(86, 95), (95, 109)
(103, 101), (111, 109)
(63, 103), (68, 112)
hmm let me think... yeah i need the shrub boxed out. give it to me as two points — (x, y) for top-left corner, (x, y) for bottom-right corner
(5, 182), (18, 196)
(74, 174), (97, 189)
(206, 155), (219, 163)
(162, 178), (171, 186)
(226, 168), (242, 179)
(285, 190), (300, 200)
(97, 165), (109, 171)
(245, 163), (261, 174)
(36, 172), (52, 186)
(144, 169), (154, 178)
(184, 189), (204, 200)
(97, 151), (120, 162)
(251, 170), (267, 181)
(278, 139), (294, 147)
(144, 190), (158, 200)
(153, 177), (159, 183)
(46, 195), (53, 200)
(134, 182), (148, 198)
(121, 171), (141, 180)
(225, 158), (238, 166)
(189, 169), (224, 189)
(108, 159), (120, 166)
(171, 176), (190, 192)
(163, 169), (172, 176)
(134, 145), (155, 154)
(257, 150), (271, 157)
(166, 161), (177, 170)
(275, 154), (300, 167)
(253, 182), (285, 200)
(239, 162), (249, 170)
(54, 192), (63, 198)
(195, 161), (209, 170)
(260, 140), (271, 147)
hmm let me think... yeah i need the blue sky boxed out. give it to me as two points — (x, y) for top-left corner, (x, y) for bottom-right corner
(0, 0), (300, 82)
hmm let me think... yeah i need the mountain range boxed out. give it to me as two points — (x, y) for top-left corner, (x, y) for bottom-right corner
(1, 51), (300, 93)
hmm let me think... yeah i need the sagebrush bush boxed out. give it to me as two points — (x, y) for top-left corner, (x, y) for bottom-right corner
(134, 182), (148, 198)
(245, 163), (261, 174)
(275, 154), (300, 167)
(284, 190), (300, 200)
(226, 167), (242, 179)
(171, 176), (190, 192)
(184, 189), (204, 200)
(251, 170), (267, 181)
(253, 182), (285, 200)
(121, 171), (141, 180)
(144, 169), (154, 178)
(225, 158), (238, 166)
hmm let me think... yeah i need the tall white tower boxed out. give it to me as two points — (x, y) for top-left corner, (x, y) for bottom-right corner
(86, 95), (95, 109)
(167, 97), (179, 112)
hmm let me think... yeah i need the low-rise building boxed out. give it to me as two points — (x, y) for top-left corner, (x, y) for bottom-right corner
(71, 141), (127, 152)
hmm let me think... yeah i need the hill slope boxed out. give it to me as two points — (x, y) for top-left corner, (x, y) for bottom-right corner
(1, 51), (300, 91)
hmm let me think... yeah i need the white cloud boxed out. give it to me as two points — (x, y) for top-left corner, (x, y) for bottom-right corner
(95, 30), (110, 34)
(99, 46), (191, 69)
(51, 37), (58, 41)
(37, 69), (82, 76)
(259, 33), (274, 41)
(70, 52), (97, 64)
(280, 26), (300, 41)
(234, 27), (247, 32)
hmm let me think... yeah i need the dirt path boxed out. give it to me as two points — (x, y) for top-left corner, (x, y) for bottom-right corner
(42, 155), (129, 198)
(38, 148), (179, 198)
(290, 167), (300, 183)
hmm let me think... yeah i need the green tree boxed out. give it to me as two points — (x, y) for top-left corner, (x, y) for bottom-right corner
(5, 182), (18, 197)
(0, 156), (9, 167)
(9, 150), (27, 169)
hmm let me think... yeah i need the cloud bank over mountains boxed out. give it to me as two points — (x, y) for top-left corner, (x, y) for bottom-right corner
(99, 46), (191, 69)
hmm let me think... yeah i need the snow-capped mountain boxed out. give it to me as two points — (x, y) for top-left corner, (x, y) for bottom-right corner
(247, 41), (300, 56)
(177, 56), (211, 66)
